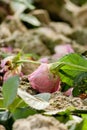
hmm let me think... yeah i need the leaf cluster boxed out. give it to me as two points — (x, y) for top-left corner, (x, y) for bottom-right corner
(50, 53), (87, 96)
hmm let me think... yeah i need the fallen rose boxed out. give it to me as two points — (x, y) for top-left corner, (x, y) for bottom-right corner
(3, 66), (22, 81)
(1, 55), (22, 81)
(28, 63), (60, 93)
(1, 55), (14, 68)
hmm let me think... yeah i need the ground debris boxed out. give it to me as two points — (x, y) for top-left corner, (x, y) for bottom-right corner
(20, 76), (37, 95)
(47, 91), (87, 111)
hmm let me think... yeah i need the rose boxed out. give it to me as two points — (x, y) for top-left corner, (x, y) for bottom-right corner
(28, 63), (60, 93)
(1, 55), (22, 81)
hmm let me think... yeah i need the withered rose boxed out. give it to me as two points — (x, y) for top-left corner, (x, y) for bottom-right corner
(28, 63), (60, 93)
(1, 55), (22, 81)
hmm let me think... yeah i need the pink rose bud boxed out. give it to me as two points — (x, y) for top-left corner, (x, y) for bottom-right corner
(28, 63), (60, 93)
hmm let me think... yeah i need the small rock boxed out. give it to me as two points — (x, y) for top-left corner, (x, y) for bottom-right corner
(13, 114), (68, 130)
(75, 5), (87, 27)
(50, 22), (72, 35)
(68, 28), (87, 45)
(0, 125), (6, 130)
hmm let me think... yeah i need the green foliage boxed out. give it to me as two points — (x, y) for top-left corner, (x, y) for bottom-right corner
(17, 88), (49, 110)
(2, 76), (20, 108)
(11, 0), (35, 13)
(68, 121), (83, 130)
(0, 110), (14, 130)
(12, 107), (37, 120)
(73, 72), (87, 96)
(80, 114), (87, 130)
(71, 0), (87, 6)
(81, 119), (87, 130)
(11, 0), (41, 27)
(81, 114), (87, 119)
(50, 53), (87, 96)
(20, 13), (41, 27)
(34, 93), (51, 102)
(51, 53), (87, 86)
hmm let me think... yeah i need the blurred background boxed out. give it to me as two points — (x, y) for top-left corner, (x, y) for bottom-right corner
(0, 0), (87, 56)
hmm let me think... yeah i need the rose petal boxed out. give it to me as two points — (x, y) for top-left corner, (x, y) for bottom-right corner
(28, 63), (60, 93)
(63, 88), (73, 96)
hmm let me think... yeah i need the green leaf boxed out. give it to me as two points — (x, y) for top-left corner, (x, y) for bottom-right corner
(71, 0), (87, 6)
(11, 1), (26, 14)
(13, 52), (21, 63)
(0, 98), (4, 108)
(7, 96), (37, 120)
(2, 76), (20, 108)
(0, 110), (14, 130)
(34, 93), (51, 102)
(22, 0), (35, 10)
(44, 108), (72, 115)
(72, 87), (80, 97)
(81, 114), (87, 119)
(12, 107), (37, 120)
(73, 72), (87, 96)
(81, 119), (87, 130)
(20, 13), (41, 27)
(8, 97), (27, 112)
(50, 53), (87, 86)
(11, 0), (35, 14)
(17, 88), (49, 110)
(81, 114), (87, 130)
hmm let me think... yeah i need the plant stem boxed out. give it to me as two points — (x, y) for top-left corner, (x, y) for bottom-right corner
(15, 59), (41, 65)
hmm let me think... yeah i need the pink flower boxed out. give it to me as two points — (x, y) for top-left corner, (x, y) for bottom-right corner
(0, 47), (12, 53)
(54, 44), (74, 59)
(1, 55), (22, 81)
(1, 55), (14, 69)
(28, 63), (60, 93)
(3, 66), (22, 81)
